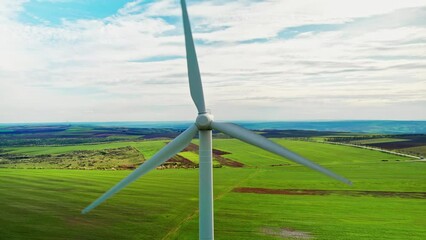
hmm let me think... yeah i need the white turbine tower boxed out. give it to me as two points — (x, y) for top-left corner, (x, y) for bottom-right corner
(82, 1), (351, 239)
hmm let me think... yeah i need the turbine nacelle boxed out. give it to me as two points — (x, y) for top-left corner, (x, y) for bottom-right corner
(196, 112), (214, 130)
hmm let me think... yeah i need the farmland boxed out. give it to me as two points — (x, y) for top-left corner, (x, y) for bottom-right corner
(0, 124), (425, 239)
(324, 134), (426, 158)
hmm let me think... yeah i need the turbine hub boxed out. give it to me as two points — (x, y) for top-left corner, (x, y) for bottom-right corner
(196, 113), (213, 130)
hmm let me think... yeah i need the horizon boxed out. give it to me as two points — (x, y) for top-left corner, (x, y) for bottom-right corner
(1, 119), (426, 125)
(1, 119), (425, 134)
(1, 0), (425, 122)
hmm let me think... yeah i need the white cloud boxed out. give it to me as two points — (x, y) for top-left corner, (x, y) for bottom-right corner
(0, 0), (425, 122)
(0, 0), (27, 20)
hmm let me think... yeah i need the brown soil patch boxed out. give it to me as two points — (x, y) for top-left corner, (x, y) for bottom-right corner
(117, 164), (137, 170)
(182, 143), (244, 167)
(168, 155), (196, 166)
(212, 148), (231, 155)
(183, 143), (199, 152)
(214, 154), (245, 167)
(262, 227), (313, 239)
(233, 187), (426, 199)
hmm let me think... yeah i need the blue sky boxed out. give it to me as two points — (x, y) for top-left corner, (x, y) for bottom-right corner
(18, 0), (132, 25)
(0, 0), (425, 122)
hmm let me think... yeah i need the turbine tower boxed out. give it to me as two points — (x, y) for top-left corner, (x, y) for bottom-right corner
(82, 1), (351, 239)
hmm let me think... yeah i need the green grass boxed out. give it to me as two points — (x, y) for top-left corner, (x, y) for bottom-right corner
(3, 141), (166, 159)
(0, 139), (425, 239)
(209, 139), (409, 167)
(0, 168), (253, 240)
(178, 151), (200, 164)
(178, 151), (220, 167)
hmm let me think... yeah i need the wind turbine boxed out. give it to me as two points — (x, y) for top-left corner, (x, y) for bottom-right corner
(82, 0), (351, 239)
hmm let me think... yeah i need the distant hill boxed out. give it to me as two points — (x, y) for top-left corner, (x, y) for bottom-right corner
(1, 120), (424, 134)
(235, 120), (426, 134)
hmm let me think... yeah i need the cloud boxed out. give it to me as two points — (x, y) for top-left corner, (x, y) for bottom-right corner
(0, 0), (425, 122)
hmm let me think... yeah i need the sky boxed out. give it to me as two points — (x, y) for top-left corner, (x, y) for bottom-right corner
(0, 0), (425, 123)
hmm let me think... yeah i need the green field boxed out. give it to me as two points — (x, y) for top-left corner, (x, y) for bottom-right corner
(210, 139), (408, 166)
(178, 151), (201, 164)
(178, 151), (221, 167)
(3, 140), (167, 159)
(0, 138), (425, 239)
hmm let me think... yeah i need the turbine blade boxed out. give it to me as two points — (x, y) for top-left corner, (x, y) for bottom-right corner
(82, 124), (198, 214)
(211, 122), (351, 185)
(181, 0), (206, 113)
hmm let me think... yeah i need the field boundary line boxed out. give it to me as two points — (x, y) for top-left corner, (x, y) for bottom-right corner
(323, 141), (422, 160)
(161, 169), (262, 240)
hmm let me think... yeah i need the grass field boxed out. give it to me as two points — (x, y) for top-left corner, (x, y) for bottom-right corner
(0, 138), (425, 239)
(178, 151), (201, 165)
(178, 151), (221, 167)
(210, 139), (408, 167)
(3, 140), (166, 159)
